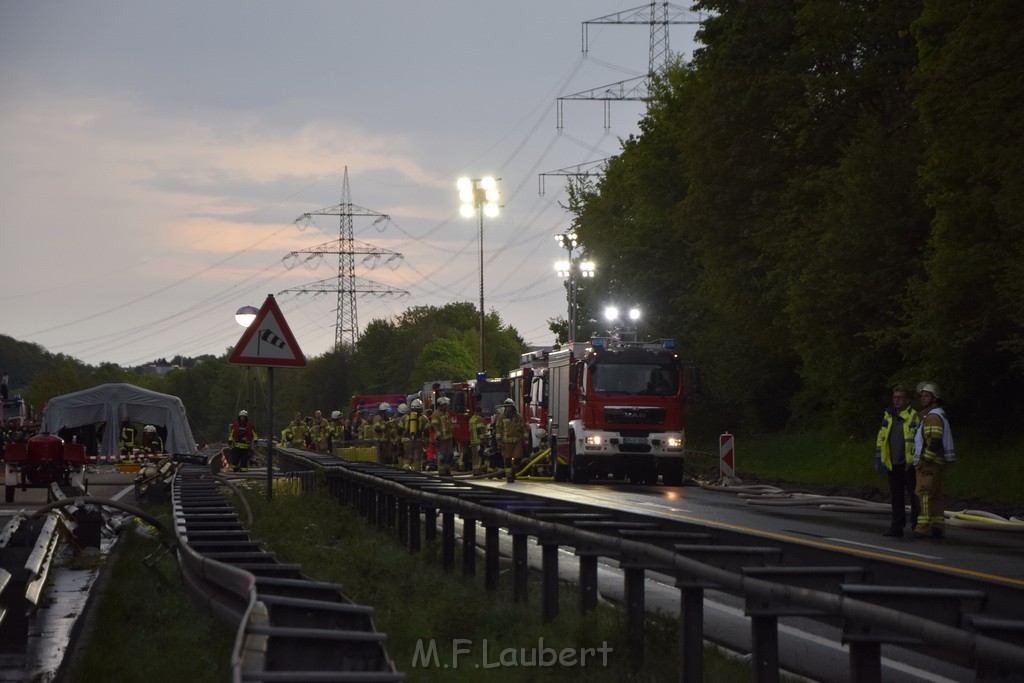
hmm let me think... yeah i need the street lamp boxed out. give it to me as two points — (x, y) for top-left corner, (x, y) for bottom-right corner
(604, 305), (641, 340)
(554, 231), (595, 342)
(457, 176), (500, 376)
(235, 305), (258, 327)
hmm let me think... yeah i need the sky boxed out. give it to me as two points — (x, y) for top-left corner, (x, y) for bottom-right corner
(0, 1), (702, 368)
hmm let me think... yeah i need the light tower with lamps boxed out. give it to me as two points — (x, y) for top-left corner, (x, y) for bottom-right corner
(457, 176), (500, 376)
(604, 305), (641, 341)
(554, 231), (595, 343)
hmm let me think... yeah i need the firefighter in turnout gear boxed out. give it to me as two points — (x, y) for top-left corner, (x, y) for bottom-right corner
(912, 383), (956, 539)
(495, 398), (528, 483)
(431, 397), (455, 476)
(283, 412), (309, 449)
(467, 404), (488, 473)
(399, 399), (428, 470)
(309, 410), (330, 452)
(119, 416), (137, 461)
(370, 403), (395, 464)
(327, 410), (345, 452)
(141, 425), (163, 456)
(228, 410), (257, 472)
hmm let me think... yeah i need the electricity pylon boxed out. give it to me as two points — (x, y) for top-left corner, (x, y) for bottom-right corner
(281, 167), (408, 349)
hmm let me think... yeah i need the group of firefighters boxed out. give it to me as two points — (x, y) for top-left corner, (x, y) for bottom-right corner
(118, 416), (164, 461)
(250, 397), (531, 480)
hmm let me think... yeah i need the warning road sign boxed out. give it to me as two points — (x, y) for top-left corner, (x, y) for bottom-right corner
(228, 295), (307, 367)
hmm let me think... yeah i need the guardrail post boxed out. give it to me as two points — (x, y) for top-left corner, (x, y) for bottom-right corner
(484, 524), (500, 591)
(408, 502), (421, 553)
(376, 489), (389, 530)
(424, 506), (437, 542)
(849, 642), (881, 683)
(441, 510), (455, 572)
(576, 549), (600, 613)
(623, 564), (646, 668)
(679, 584), (705, 683)
(512, 532), (529, 603)
(540, 539), (560, 623)
(462, 517), (477, 577)
(751, 615), (780, 683)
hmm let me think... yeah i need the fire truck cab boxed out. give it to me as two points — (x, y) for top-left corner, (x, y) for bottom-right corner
(548, 338), (685, 485)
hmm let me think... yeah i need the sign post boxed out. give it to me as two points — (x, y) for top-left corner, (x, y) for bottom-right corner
(229, 294), (307, 500)
(719, 432), (735, 481)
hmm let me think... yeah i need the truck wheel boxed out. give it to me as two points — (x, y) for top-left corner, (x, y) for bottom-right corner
(568, 438), (589, 484)
(662, 463), (684, 486)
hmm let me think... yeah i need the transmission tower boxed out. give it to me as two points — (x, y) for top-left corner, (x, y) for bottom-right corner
(557, 2), (704, 130)
(281, 167), (408, 349)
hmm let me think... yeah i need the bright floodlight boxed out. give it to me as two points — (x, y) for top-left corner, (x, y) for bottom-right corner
(459, 204), (476, 218)
(481, 176), (497, 191)
(579, 260), (595, 277)
(484, 203), (499, 218)
(629, 307), (641, 321)
(604, 306), (619, 321)
(457, 177), (472, 192)
(235, 305), (259, 327)
(555, 260), (570, 277)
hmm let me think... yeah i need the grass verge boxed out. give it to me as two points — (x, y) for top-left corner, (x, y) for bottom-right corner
(66, 506), (235, 683)
(233, 481), (759, 682)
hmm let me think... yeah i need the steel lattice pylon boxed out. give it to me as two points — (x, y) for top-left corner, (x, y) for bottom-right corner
(281, 167), (407, 349)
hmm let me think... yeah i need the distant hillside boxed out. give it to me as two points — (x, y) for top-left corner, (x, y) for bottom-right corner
(0, 333), (76, 391)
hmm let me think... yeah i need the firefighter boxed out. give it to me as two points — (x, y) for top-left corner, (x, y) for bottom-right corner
(141, 425), (163, 456)
(391, 404), (407, 463)
(309, 409), (330, 452)
(400, 399), (427, 471)
(282, 412), (309, 449)
(228, 409), (257, 473)
(119, 416), (137, 461)
(327, 410), (345, 452)
(431, 397), (455, 476)
(912, 382), (956, 539)
(350, 410), (367, 442)
(495, 398), (528, 483)
(370, 402), (395, 464)
(467, 404), (487, 473)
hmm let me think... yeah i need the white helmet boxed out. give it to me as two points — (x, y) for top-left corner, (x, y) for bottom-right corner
(502, 398), (515, 406)
(397, 403), (408, 414)
(330, 410), (342, 419)
(238, 410), (248, 417)
(143, 425), (156, 433)
(379, 402), (390, 412)
(437, 397), (450, 407)
(917, 382), (941, 399)
(410, 398), (424, 410)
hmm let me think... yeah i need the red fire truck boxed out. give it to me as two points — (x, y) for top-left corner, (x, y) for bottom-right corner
(449, 378), (510, 453)
(546, 338), (685, 485)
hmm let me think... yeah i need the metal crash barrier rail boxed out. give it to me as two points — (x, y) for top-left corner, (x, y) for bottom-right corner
(274, 452), (1024, 683)
(171, 464), (405, 682)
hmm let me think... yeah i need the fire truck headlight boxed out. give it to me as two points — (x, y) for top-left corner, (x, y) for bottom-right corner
(666, 437), (684, 449)
(585, 435), (603, 446)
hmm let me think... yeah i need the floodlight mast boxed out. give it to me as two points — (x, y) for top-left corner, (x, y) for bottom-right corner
(458, 177), (500, 376)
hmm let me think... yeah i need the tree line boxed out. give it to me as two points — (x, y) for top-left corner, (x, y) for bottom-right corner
(1, 303), (527, 446)
(565, 0), (1023, 437)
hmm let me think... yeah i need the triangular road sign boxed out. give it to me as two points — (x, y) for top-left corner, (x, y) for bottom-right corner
(229, 295), (307, 367)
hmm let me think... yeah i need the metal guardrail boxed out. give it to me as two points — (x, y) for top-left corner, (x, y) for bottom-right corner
(171, 464), (405, 682)
(274, 448), (1024, 682)
(0, 512), (63, 663)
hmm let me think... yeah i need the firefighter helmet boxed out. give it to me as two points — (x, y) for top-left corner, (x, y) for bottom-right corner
(238, 409), (248, 417)
(916, 382), (941, 399)
(379, 402), (390, 412)
(397, 403), (409, 414)
(437, 397), (450, 407)
(502, 398), (515, 406)
(143, 425), (156, 434)
(410, 398), (424, 410)
(330, 410), (342, 419)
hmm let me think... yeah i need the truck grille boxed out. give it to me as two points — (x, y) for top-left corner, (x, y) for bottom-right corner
(604, 406), (665, 425)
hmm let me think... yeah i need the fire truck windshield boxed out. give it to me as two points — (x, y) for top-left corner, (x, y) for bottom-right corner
(590, 362), (678, 396)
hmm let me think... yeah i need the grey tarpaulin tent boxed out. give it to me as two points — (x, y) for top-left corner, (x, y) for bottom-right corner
(41, 383), (198, 456)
